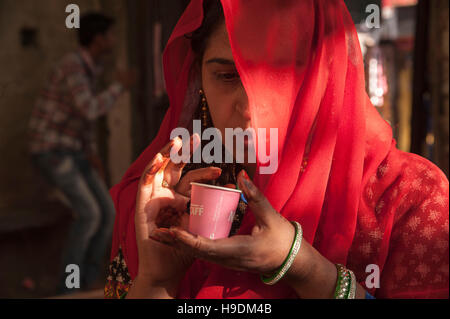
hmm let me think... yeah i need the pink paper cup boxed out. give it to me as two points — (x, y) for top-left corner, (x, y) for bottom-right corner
(189, 182), (242, 240)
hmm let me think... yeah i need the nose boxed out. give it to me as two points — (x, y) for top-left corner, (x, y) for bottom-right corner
(235, 89), (251, 121)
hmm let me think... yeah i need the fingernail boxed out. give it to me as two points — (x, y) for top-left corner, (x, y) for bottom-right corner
(169, 226), (179, 233)
(240, 192), (248, 204)
(238, 170), (253, 194)
(154, 153), (164, 164)
(172, 136), (182, 144)
(241, 170), (250, 181)
(171, 137), (183, 154)
(149, 163), (159, 175)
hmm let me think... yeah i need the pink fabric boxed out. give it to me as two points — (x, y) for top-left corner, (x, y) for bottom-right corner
(109, 0), (449, 298)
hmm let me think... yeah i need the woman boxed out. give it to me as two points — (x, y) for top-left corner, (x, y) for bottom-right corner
(105, 0), (449, 299)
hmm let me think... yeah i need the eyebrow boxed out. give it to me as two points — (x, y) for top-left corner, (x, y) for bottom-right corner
(205, 58), (235, 65)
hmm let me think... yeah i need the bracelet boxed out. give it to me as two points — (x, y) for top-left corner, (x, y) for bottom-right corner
(334, 264), (356, 299)
(260, 221), (303, 285)
(334, 264), (349, 299)
(348, 269), (356, 299)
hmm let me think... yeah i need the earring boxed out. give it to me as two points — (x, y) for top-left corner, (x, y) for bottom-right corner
(199, 89), (209, 129)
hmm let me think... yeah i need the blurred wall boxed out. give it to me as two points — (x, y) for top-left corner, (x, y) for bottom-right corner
(98, 0), (133, 187)
(0, 0), (132, 217)
(412, 0), (449, 177)
(429, 0), (449, 177)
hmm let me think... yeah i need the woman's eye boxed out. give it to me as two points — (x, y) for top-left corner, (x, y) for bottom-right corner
(215, 72), (239, 82)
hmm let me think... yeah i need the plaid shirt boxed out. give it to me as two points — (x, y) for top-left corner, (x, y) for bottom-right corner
(28, 49), (123, 156)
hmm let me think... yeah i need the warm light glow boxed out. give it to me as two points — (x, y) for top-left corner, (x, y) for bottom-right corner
(426, 133), (435, 146)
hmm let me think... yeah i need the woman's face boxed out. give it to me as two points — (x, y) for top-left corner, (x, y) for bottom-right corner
(201, 22), (251, 145)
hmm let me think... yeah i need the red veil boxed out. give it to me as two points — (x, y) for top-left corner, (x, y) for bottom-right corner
(109, 0), (433, 298)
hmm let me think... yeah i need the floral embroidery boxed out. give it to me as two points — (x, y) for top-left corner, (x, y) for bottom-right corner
(375, 200), (385, 214)
(435, 239), (448, 251)
(412, 243), (427, 258)
(433, 274), (443, 283)
(390, 188), (399, 200)
(411, 178), (422, 191)
(428, 210), (440, 222)
(442, 220), (449, 233)
(434, 193), (447, 207)
(431, 254), (441, 263)
(420, 225), (436, 240)
(359, 242), (372, 256)
(348, 150), (449, 298)
(366, 187), (374, 201)
(395, 266), (407, 280)
(378, 164), (389, 177)
(425, 170), (436, 180)
(407, 216), (421, 231)
(369, 229), (383, 240)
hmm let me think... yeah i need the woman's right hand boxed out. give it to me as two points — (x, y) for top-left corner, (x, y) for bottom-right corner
(130, 134), (222, 298)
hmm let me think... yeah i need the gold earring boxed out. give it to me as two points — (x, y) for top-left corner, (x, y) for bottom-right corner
(199, 89), (208, 129)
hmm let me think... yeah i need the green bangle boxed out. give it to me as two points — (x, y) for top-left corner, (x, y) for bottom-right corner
(260, 221), (303, 285)
(334, 264), (353, 299)
(348, 269), (356, 299)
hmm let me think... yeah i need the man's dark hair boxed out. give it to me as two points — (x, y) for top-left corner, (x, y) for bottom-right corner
(78, 12), (115, 47)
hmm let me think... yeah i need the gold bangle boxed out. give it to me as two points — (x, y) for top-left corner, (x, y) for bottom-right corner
(348, 269), (356, 299)
(334, 264), (351, 299)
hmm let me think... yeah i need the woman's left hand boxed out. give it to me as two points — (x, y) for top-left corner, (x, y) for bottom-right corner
(164, 170), (311, 279)
(159, 170), (357, 299)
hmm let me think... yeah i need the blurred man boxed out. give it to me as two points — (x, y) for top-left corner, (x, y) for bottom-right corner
(28, 12), (134, 294)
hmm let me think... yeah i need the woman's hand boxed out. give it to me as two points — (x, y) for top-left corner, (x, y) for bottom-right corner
(129, 134), (222, 298)
(160, 170), (341, 298)
(166, 170), (307, 277)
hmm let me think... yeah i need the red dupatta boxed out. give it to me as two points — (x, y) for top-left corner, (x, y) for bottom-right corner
(109, 0), (397, 298)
